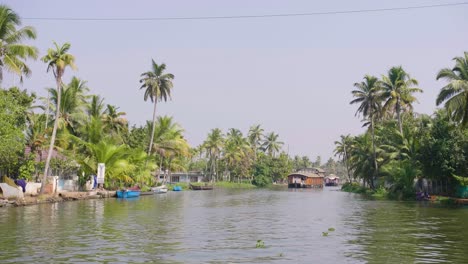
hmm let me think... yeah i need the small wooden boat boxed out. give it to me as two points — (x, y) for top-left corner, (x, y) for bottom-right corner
(189, 184), (213, 190)
(116, 189), (140, 198)
(151, 185), (168, 194)
(140, 191), (155, 196)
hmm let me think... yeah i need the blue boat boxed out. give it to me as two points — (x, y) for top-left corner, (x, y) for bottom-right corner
(116, 189), (141, 198)
(173, 186), (182, 191)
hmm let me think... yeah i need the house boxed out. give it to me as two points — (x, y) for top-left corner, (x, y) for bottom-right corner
(287, 172), (324, 188)
(159, 171), (205, 184)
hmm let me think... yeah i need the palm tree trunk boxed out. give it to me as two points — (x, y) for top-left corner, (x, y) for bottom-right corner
(144, 99), (157, 171)
(45, 91), (50, 129)
(343, 144), (351, 182)
(396, 97), (403, 135)
(40, 76), (61, 194)
(370, 114), (378, 189)
(147, 100), (158, 156)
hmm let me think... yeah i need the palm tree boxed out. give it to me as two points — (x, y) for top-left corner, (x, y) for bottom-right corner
(78, 140), (134, 188)
(348, 134), (378, 188)
(334, 134), (352, 182)
(0, 5), (38, 83)
(40, 42), (76, 194)
(262, 132), (283, 157)
(351, 75), (382, 183)
(203, 128), (224, 181)
(47, 77), (88, 135)
(380, 66), (422, 135)
(140, 59), (174, 157)
(148, 116), (189, 178)
(87, 95), (105, 119)
(103, 104), (127, 137)
(25, 113), (47, 162)
(248, 124), (264, 160)
(436, 52), (468, 127)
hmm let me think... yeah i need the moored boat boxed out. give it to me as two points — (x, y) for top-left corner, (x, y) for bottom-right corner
(116, 189), (141, 198)
(189, 184), (213, 190)
(151, 185), (168, 194)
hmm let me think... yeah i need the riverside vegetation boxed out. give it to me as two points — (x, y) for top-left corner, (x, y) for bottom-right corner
(0, 5), (334, 192)
(0, 5), (466, 199)
(336, 57), (468, 199)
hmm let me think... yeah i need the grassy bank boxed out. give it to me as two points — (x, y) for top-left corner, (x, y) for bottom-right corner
(165, 181), (256, 191)
(341, 182), (390, 200)
(214, 181), (256, 189)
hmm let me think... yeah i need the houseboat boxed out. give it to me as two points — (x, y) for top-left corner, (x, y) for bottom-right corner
(287, 168), (324, 188)
(325, 174), (340, 186)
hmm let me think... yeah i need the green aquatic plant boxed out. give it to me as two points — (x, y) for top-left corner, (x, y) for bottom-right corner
(322, 232), (329, 236)
(328, 227), (335, 232)
(256, 240), (265, 248)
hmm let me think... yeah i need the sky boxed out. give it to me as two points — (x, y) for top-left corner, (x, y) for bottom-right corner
(3, 0), (468, 161)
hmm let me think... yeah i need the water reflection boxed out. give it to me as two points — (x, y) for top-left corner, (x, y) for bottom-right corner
(0, 188), (467, 263)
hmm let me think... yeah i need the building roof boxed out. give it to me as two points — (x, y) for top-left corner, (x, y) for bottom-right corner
(326, 174), (340, 180)
(287, 172), (324, 178)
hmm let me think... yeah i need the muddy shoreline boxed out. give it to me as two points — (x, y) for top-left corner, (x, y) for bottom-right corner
(0, 191), (117, 208)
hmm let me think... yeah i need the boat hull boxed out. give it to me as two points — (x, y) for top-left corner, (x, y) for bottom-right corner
(151, 186), (168, 193)
(116, 190), (141, 198)
(189, 184), (213, 190)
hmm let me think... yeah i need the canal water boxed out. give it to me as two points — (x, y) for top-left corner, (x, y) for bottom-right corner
(1, 187), (468, 263)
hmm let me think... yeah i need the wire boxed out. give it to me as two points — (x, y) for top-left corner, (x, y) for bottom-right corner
(22, 2), (468, 21)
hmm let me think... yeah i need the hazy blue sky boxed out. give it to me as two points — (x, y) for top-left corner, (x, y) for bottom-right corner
(4, 0), (468, 161)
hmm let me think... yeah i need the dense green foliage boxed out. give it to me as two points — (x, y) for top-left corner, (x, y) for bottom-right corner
(0, 87), (35, 176)
(339, 57), (468, 199)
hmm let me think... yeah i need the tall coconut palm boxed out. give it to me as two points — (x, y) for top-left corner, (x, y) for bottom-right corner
(262, 132), (283, 157)
(140, 59), (174, 157)
(248, 124), (264, 160)
(351, 75), (382, 182)
(380, 66), (422, 135)
(436, 52), (468, 127)
(203, 128), (224, 181)
(40, 42), (76, 194)
(0, 5), (38, 83)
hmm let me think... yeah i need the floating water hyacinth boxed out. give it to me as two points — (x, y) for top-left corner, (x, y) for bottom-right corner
(328, 227), (335, 232)
(256, 240), (265, 248)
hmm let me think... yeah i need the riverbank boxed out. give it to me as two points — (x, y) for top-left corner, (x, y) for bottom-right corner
(341, 182), (468, 205)
(0, 190), (116, 208)
(0, 182), (258, 208)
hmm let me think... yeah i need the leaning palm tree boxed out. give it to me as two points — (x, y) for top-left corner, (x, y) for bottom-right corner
(140, 59), (174, 157)
(40, 42), (76, 194)
(436, 52), (468, 127)
(351, 75), (382, 182)
(0, 5), (38, 83)
(380, 66), (422, 135)
(262, 132), (283, 157)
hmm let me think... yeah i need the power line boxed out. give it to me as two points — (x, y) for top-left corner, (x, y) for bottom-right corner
(22, 2), (468, 21)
